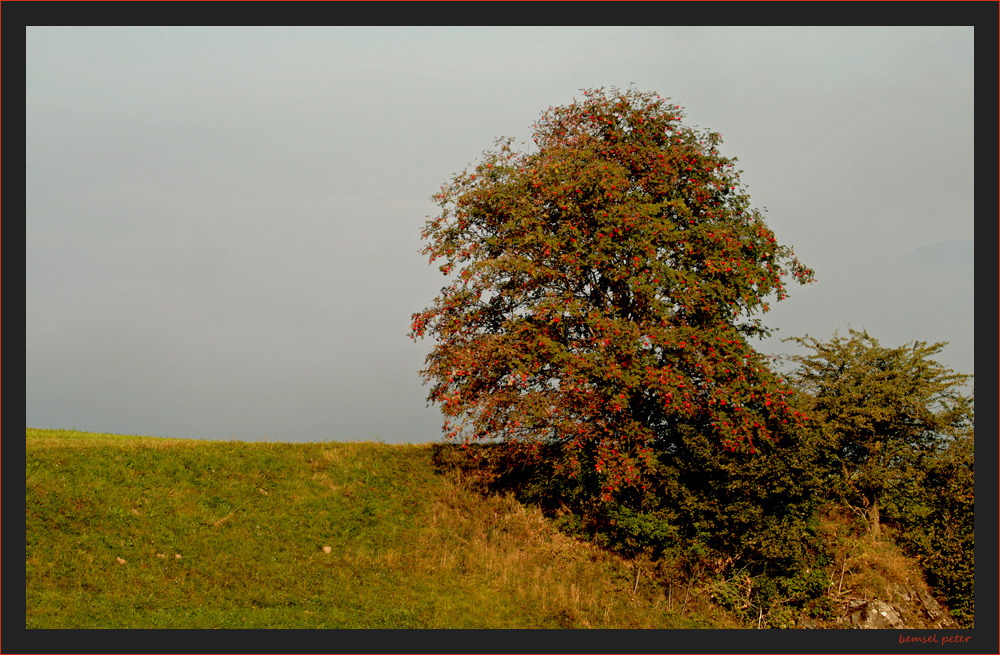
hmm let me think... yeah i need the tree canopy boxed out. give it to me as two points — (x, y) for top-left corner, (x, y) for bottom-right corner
(783, 328), (974, 535)
(410, 86), (816, 501)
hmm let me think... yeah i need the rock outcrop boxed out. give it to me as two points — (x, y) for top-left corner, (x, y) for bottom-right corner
(822, 583), (957, 629)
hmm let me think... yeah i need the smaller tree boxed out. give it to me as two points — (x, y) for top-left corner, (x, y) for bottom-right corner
(783, 329), (973, 536)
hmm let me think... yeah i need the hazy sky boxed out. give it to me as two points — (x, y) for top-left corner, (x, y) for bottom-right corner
(26, 27), (974, 443)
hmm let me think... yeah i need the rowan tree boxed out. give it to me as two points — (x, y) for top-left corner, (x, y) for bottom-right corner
(782, 329), (974, 536)
(410, 87), (816, 503)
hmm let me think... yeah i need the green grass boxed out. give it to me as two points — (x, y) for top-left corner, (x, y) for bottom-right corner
(26, 428), (726, 629)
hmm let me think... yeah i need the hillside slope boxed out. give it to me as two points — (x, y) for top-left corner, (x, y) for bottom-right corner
(26, 428), (963, 636)
(26, 428), (726, 630)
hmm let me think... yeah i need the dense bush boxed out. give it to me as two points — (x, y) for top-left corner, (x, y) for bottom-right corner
(449, 413), (836, 624)
(784, 329), (974, 626)
(885, 430), (975, 626)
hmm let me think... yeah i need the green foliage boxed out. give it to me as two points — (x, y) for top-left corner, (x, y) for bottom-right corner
(411, 85), (815, 501)
(888, 429), (975, 626)
(604, 420), (834, 580)
(603, 504), (680, 558)
(783, 330), (974, 626)
(783, 329), (973, 535)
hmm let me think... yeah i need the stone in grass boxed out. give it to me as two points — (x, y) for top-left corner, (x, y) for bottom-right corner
(852, 600), (904, 629)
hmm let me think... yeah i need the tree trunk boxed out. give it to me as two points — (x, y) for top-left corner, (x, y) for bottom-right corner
(869, 497), (881, 538)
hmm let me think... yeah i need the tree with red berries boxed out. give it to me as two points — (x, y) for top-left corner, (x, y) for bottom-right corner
(411, 87), (816, 504)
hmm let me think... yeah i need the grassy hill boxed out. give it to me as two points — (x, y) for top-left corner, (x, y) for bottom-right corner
(26, 428), (733, 630)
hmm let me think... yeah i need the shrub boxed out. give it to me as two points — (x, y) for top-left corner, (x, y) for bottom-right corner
(886, 430), (974, 626)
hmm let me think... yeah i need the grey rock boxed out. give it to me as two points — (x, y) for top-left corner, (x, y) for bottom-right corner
(836, 582), (958, 630)
(892, 583), (912, 602)
(856, 600), (904, 629)
(917, 587), (945, 622)
(803, 571), (960, 629)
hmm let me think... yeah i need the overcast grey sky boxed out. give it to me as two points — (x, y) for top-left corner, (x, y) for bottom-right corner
(26, 27), (974, 443)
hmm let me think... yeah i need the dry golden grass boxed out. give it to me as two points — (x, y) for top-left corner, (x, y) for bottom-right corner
(840, 538), (918, 601)
(816, 504), (944, 624)
(409, 469), (732, 628)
